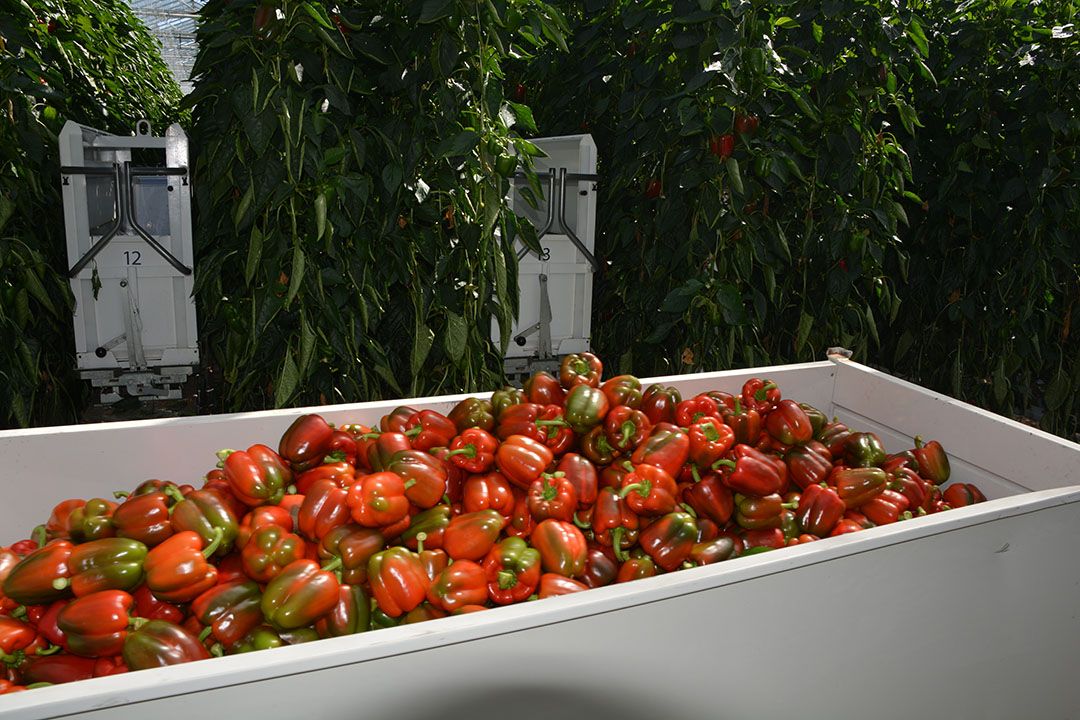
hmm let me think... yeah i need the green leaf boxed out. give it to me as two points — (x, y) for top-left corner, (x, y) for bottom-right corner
(1045, 367), (1070, 411)
(22, 267), (58, 318)
(725, 157), (744, 195)
(315, 191), (327, 241)
(812, 20), (823, 43)
(507, 101), (536, 133)
(795, 310), (814, 354)
(299, 312), (316, 375)
(434, 130), (480, 159)
(233, 183), (253, 228)
(286, 245), (305, 308)
(907, 18), (929, 58)
(864, 305), (879, 347)
(444, 310), (467, 363)
(245, 225), (263, 286)
(419, 0), (456, 24)
(300, 2), (334, 29)
(411, 323), (435, 377)
(274, 346), (299, 408)
(774, 16), (799, 28)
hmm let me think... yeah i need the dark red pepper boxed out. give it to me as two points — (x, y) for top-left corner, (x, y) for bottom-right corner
(278, 414), (335, 472)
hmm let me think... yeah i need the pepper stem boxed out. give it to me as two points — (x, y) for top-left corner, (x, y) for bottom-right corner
(35, 644), (61, 656)
(611, 527), (628, 562)
(733, 397), (743, 414)
(31, 525), (46, 549)
(415, 532), (427, 555)
(618, 480), (650, 500)
(129, 616), (149, 630)
(321, 556), (343, 573)
(679, 502), (698, 518)
(534, 419), (569, 427)
(619, 421), (635, 448)
(572, 512), (591, 530)
(163, 484), (186, 506)
(444, 446), (476, 458)
(51, 577), (69, 591)
(403, 479), (417, 490)
(712, 459), (736, 470)
(690, 465), (702, 483)
(497, 569), (517, 590)
(202, 527), (224, 558)
(701, 421), (720, 442)
(781, 501), (799, 510)
(913, 435), (924, 449)
(113, 491), (130, 500)
(404, 426), (422, 437)
(199, 625), (214, 643)
(215, 449), (236, 467)
(361, 432), (382, 440)
(210, 644), (225, 657)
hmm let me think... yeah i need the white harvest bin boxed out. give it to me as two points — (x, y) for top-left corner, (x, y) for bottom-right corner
(0, 357), (1077, 720)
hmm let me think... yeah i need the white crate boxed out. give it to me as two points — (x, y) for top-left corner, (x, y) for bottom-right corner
(1, 357), (1078, 719)
(499, 134), (597, 360)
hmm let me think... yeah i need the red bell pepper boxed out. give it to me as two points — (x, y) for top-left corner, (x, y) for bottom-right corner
(741, 377), (781, 413)
(564, 385), (610, 435)
(531, 519), (587, 578)
(830, 519), (865, 536)
(315, 584), (371, 638)
(346, 472), (410, 528)
(237, 505), (294, 548)
(556, 453), (599, 509)
(366, 432), (413, 472)
(491, 387), (527, 422)
(447, 397), (495, 433)
(687, 419), (736, 470)
(619, 464), (679, 517)
(191, 580), (263, 647)
(68, 538), (147, 597)
(831, 467), (888, 509)
(861, 489), (912, 525)
(630, 426), (689, 477)
(764, 399), (814, 446)
(133, 585), (182, 624)
(786, 445), (833, 489)
(241, 525), (306, 583)
(443, 510), (508, 561)
(57, 590), (134, 657)
(537, 573), (588, 597)
(527, 473), (578, 523)
(734, 493), (794, 530)
(722, 398), (762, 445)
(380, 406), (419, 434)
(580, 425), (620, 465)
(0, 615), (37, 663)
(144, 529), (222, 603)
(523, 371), (565, 406)
(639, 512), (698, 572)
(600, 375), (643, 409)
(582, 545), (618, 588)
(888, 467), (931, 514)
(818, 421), (854, 456)
(113, 492), (174, 548)
(675, 395), (722, 426)
(798, 402), (828, 437)
(445, 428), (498, 473)
(496, 403), (552, 444)
(682, 469), (734, 525)
(427, 561), (487, 613)
(599, 461), (634, 490)
(942, 483), (986, 507)
(483, 537), (540, 605)
(506, 490), (535, 539)
(723, 444), (786, 496)
(640, 384), (682, 425)
(616, 549), (658, 582)
(690, 536), (739, 565)
(220, 444), (291, 507)
(295, 462), (356, 496)
(44, 500), (85, 542)
(3, 542), (74, 605)
(604, 406), (651, 453)
(741, 527), (786, 550)
(397, 505), (449, 551)
(19, 654), (97, 685)
(403, 410), (457, 452)
(496, 435), (555, 490)
(796, 484), (845, 536)
(843, 432), (888, 468)
(462, 473), (515, 516)
(418, 546), (449, 581)
(325, 430), (358, 466)
(278, 413), (335, 472)
(559, 352), (603, 389)
(261, 559), (339, 630)
(170, 488), (239, 556)
(123, 620), (209, 670)
(298, 479), (351, 542)
(368, 547), (430, 617)
(591, 487), (639, 562)
(387, 450), (448, 509)
(913, 436), (952, 484)
(318, 524), (385, 585)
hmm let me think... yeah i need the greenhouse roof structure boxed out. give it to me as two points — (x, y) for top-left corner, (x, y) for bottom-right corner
(130, 0), (205, 93)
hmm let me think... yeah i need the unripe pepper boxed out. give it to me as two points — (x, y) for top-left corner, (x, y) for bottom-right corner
(600, 375), (644, 409)
(123, 620), (209, 670)
(483, 537), (541, 605)
(241, 525), (306, 583)
(261, 559), (340, 630)
(191, 580), (263, 648)
(942, 482), (986, 507)
(913, 436), (951, 484)
(564, 385), (610, 434)
(113, 492), (174, 547)
(316, 584), (371, 638)
(639, 512), (698, 572)
(68, 538), (147, 597)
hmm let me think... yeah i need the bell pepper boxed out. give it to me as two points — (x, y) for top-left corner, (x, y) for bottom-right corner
(723, 444), (786, 496)
(401, 602), (448, 625)
(3, 542), (74, 605)
(830, 519), (865, 536)
(797, 402), (828, 437)
(170, 488), (239, 556)
(496, 403), (554, 444)
(0, 615), (37, 664)
(831, 467), (888, 509)
(582, 546), (618, 588)
(764, 399), (814, 446)
(742, 527), (787, 550)
(580, 426), (619, 465)
(312, 584), (370, 638)
(190, 580), (262, 647)
(418, 544), (449, 580)
(734, 493), (795, 530)
(491, 386), (526, 421)
(619, 464), (679, 517)
(913, 436), (952, 484)
(133, 585), (182, 624)
(403, 410), (457, 452)
(882, 451), (919, 474)
(44, 500), (85, 542)
(796, 484), (845, 536)
(862, 489), (912, 525)
(19, 654), (97, 685)
(380, 406), (419, 434)
(68, 538), (147, 597)
(278, 413), (335, 472)
(843, 432), (888, 468)
(741, 377), (781, 413)
(564, 385), (610, 434)
(690, 536), (739, 565)
(942, 483), (986, 507)
(445, 428), (499, 473)
(368, 547), (430, 618)
(537, 573), (589, 597)
(640, 384), (682, 425)
(56, 590), (134, 657)
(496, 435), (555, 490)
(483, 537), (541, 605)
(347, 472), (410, 528)
(145, 529), (222, 603)
(112, 492), (174, 548)
(675, 395), (722, 426)
(888, 467), (931, 514)
(682, 469), (734, 525)
(443, 510), (508, 561)
(523, 370), (565, 406)
(599, 461), (633, 490)
(616, 550), (657, 583)
(786, 445), (833, 490)
(298, 479), (351, 541)
(237, 505), (294, 548)
(123, 620), (209, 670)
(318, 524), (385, 584)
(462, 473), (515, 516)
(638, 512), (697, 572)
(630, 426), (689, 477)
(400, 505), (451, 550)
(506, 490), (535, 539)
(448, 397), (495, 433)
(426, 560), (487, 613)
(527, 473), (577, 523)
(556, 453), (598, 509)
(604, 406), (651, 453)
(241, 525), (306, 583)
(687, 419), (736, 470)
(326, 430), (358, 466)
(530, 519), (587, 578)
(592, 487), (639, 561)
(261, 558), (339, 630)
(818, 421), (854, 456)
(600, 375), (643, 409)
(220, 444), (291, 507)
(366, 432), (413, 472)
(558, 352), (603, 389)
(68, 499), (119, 543)
(722, 398), (762, 445)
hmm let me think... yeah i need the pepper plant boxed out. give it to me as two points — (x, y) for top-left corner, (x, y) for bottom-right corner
(0, 0), (182, 428)
(186, 0), (567, 410)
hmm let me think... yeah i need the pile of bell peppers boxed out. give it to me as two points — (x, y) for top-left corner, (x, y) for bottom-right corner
(0, 352), (985, 693)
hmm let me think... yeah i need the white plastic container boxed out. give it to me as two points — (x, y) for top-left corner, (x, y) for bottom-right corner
(1, 356), (1078, 719)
